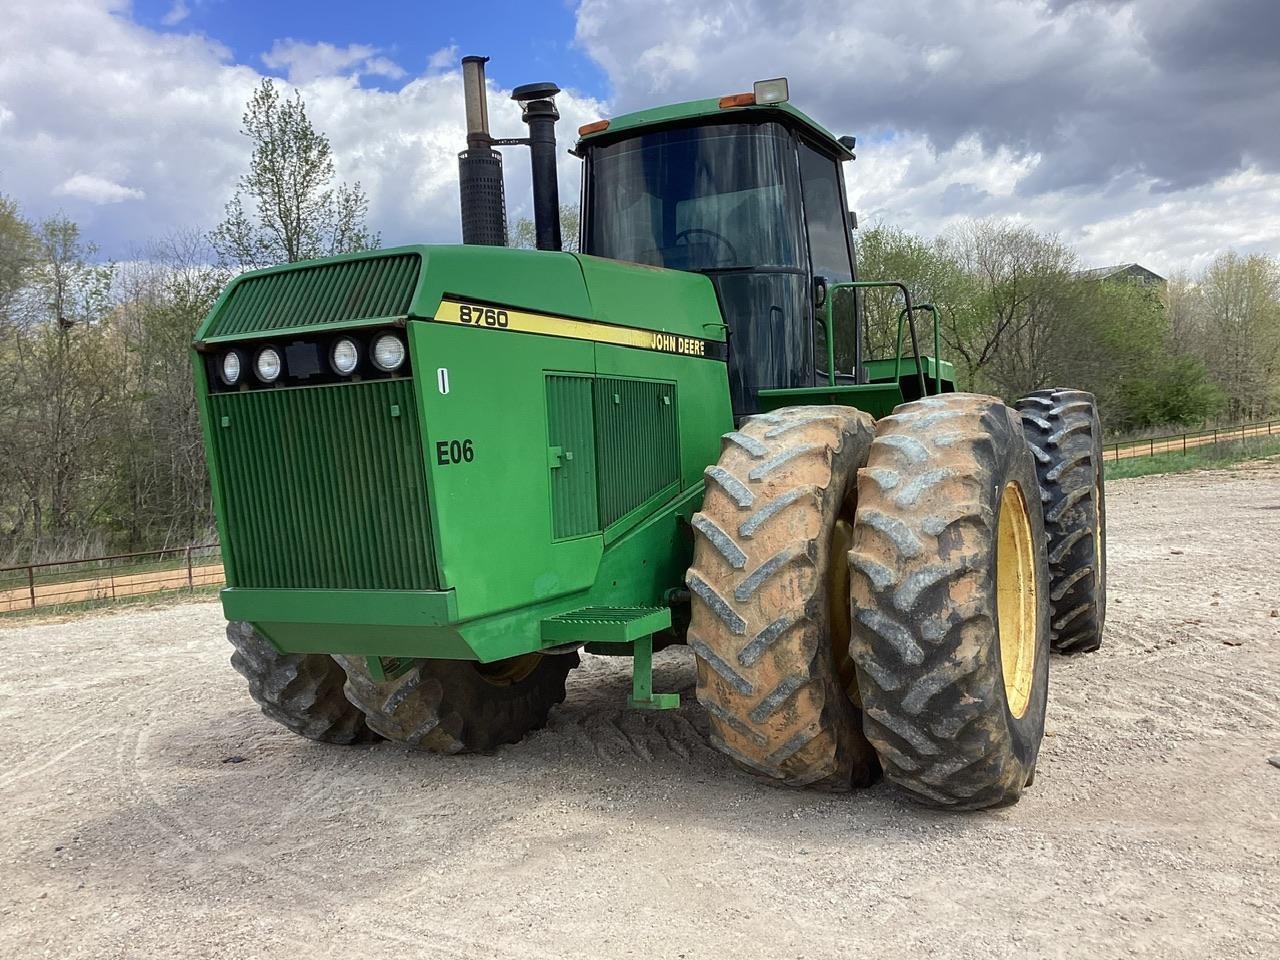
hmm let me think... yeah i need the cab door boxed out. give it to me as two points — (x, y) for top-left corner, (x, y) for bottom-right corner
(797, 141), (859, 380)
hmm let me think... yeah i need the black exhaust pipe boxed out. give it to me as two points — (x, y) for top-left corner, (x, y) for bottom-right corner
(512, 82), (562, 252)
(458, 56), (507, 246)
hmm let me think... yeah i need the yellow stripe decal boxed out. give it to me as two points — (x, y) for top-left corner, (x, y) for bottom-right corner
(432, 299), (720, 359)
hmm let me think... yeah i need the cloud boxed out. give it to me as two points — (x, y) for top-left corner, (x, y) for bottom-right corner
(427, 45), (460, 73)
(261, 39), (407, 85)
(160, 1), (189, 27)
(54, 173), (145, 204)
(575, 0), (1280, 271)
(2, 0), (1276, 272)
(0, 1), (603, 257)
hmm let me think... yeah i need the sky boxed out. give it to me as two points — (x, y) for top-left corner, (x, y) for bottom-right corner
(1, 0), (1278, 274)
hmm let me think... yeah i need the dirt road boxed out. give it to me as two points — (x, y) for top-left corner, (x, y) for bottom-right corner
(1104, 421), (1276, 461)
(0, 564), (224, 613)
(1, 463), (1278, 960)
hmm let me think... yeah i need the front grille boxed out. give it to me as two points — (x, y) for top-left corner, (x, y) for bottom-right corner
(208, 379), (437, 590)
(206, 253), (420, 339)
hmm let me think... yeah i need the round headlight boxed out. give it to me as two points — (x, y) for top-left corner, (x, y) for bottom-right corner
(255, 347), (282, 383)
(220, 351), (242, 385)
(331, 338), (359, 375)
(371, 333), (406, 372)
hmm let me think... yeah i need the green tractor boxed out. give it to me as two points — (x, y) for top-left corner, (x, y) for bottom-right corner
(193, 58), (1107, 808)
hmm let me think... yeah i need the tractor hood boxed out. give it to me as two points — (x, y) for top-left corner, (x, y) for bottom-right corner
(193, 244), (724, 348)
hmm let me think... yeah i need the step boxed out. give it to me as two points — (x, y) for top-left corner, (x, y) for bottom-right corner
(540, 605), (672, 645)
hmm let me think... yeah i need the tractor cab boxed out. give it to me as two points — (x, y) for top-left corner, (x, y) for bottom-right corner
(575, 81), (953, 417)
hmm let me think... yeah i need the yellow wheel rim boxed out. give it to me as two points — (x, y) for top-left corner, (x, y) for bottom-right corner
(996, 482), (1038, 719)
(827, 514), (861, 705)
(474, 653), (542, 687)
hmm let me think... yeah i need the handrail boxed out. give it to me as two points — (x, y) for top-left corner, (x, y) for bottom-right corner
(896, 304), (943, 396)
(822, 280), (928, 398)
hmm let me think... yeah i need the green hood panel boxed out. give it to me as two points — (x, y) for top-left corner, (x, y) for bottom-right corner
(195, 243), (725, 346)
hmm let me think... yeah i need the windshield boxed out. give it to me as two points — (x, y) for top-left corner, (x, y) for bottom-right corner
(584, 123), (804, 272)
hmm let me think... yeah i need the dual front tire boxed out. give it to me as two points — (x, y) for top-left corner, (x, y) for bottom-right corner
(226, 624), (574, 753)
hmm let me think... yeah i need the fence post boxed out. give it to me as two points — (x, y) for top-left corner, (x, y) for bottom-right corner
(27, 565), (35, 609)
(1183, 433), (1187, 454)
(1150, 439), (1154, 457)
(186, 546), (193, 591)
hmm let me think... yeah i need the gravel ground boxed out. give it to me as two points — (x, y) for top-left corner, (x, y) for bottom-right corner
(1, 463), (1278, 960)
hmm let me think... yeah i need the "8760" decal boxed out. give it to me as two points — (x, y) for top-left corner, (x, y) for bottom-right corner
(457, 304), (509, 327)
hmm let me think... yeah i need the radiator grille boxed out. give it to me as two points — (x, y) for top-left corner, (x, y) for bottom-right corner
(207, 253), (420, 339)
(208, 379), (436, 590)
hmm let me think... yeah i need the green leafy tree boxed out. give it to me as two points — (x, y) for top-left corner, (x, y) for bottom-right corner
(854, 224), (962, 362)
(211, 79), (379, 269)
(511, 204), (580, 253)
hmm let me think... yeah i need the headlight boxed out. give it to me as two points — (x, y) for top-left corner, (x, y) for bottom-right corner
(220, 351), (242, 385)
(371, 333), (406, 372)
(255, 347), (282, 383)
(331, 338), (359, 375)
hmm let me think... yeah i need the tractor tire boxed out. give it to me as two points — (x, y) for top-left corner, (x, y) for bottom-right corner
(1015, 388), (1107, 654)
(335, 653), (577, 753)
(227, 621), (377, 744)
(687, 405), (880, 790)
(848, 394), (1050, 809)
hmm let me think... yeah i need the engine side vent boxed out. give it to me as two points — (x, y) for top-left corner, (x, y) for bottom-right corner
(546, 374), (600, 539)
(594, 377), (680, 528)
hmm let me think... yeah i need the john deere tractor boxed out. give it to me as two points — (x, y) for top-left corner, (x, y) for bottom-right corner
(193, 57), (1106, 808)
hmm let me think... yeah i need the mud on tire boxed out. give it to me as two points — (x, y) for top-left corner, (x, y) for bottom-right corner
(227, 621), (376, 744)
(848, 394), (1051, 809)
(1015, 388), (1107, 654)
(687, 405), (880, 790)
(336, 653), (577, 753)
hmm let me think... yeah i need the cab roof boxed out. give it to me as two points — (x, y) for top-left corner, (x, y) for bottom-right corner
(573, 97), (854, 161)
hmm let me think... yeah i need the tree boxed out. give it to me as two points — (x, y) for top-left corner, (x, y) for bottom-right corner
(511, 204), (580, 252)
(1, 216), (117, 558)
(938, 219), (1076, 394)
(854, 224), (962, 362)
(210, 78), (379, 269)
(1196, 252), (1280, 421)
(0, 196), (34, 325)
(109, 233), (226, 548)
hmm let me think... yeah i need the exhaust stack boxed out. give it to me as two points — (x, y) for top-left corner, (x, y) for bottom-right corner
(512, 82), (563, 252)
(458, 56), (508, 246)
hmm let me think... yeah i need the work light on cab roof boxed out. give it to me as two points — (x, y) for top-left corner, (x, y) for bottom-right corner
(190, 52), (1107, 815)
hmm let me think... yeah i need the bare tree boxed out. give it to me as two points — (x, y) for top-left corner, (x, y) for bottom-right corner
(210, 79), (379, 269)
(937, 219), (1076, 395)
(1197, 252), (1280, 420)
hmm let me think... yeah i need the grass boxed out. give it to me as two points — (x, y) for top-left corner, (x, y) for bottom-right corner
(1105, 435), (1280, 480)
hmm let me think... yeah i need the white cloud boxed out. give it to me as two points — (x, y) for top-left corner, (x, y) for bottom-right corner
(576, 0), (1280, 270)
(261, 39), (408, 85)
(0, 1), (603, 255)
(4, 0), (1275, 273)
(427, 45), (459, 73)
(160, 1), (189, 27)
(55, 173), (145, 204)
